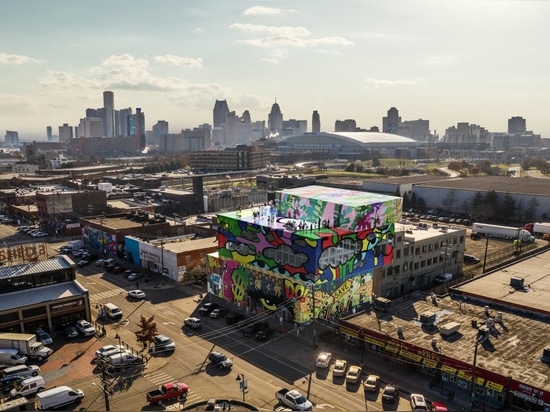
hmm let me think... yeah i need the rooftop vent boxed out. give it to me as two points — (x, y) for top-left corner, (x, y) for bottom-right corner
(419, 311), (437, 327)
(510, 277), (524, 288)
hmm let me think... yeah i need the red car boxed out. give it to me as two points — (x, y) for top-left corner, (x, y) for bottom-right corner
(430, 401), (449, 412)
(112, 266), (125, 274)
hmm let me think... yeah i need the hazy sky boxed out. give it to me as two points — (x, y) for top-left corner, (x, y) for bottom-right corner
(1, 0), (549, 140)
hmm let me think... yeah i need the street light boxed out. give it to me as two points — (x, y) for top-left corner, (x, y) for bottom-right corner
(469, 333), (485, 410)
(235, 373), (247, 402)
(482, 235), (490, 273)
(115, 333), (122, 363)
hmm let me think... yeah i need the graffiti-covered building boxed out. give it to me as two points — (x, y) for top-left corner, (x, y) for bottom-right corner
(210, 185), (402, 325)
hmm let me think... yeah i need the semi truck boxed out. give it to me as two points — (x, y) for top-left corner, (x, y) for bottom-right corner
(0, 333), (53, 362)
(524, 222), (550, 237)
(471, 223), (535, 243)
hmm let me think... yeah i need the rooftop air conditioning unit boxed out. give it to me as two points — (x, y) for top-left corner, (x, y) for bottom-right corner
(510, 277), (524, 288)
(419, 311), (437, 327)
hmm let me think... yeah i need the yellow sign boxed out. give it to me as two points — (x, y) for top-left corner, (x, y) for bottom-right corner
(385, 345), (399, 354)
(486, 381), (503, 392)
(400, 350), (422, 362)
(364, 336), (385, 347)
(0, 244), (47, 263)
(339, 327), (358, 338)
(441, 365), (457, 375)
(422, 358), (438, 368)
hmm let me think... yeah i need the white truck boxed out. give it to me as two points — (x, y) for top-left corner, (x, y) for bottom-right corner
(275, 388), (313, 411)
(0, 333), (53, 362)
(531, 222), (550, 236)
(471, 223), (535, 243)
(67, 239), (85, 252)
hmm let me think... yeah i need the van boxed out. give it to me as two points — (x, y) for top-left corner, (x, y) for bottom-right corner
(2, 365), (40, 379)
(0, 349), (27, 366)
(410, 393), (428, 411)
(435, 273), (453, 284)
(35, 385), (84, 410)
(464, 254), (481, 264)
(10, 375), (46, 398)
(103, 303), (123, 320)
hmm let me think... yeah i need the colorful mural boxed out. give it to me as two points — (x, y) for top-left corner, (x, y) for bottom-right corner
(212, 186), (400, 324)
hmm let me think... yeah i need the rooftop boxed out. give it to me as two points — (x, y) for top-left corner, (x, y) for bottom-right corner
(0, 255), (74, 279)
(347, 291), (550, 392)
(0, 280), (87, 311)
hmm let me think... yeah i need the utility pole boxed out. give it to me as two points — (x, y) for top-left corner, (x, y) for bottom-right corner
(311, 284), (317, 349)
(99, 215), (106, 257)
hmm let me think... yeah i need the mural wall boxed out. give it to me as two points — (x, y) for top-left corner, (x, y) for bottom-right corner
(212, 186), (401, 324)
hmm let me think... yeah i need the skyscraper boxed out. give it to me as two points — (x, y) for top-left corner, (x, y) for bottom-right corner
(508, 116), (526, 134)
(312, 110), (320, 133)
(268, 100), (283, 132)
(103, 91), (115, 137)
(46, 126), (52, 142)
(383, 107), (401, 134)
(58, 123), (73, 142)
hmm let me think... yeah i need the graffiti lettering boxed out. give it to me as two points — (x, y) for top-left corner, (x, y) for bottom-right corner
(284, 279), (309, 301)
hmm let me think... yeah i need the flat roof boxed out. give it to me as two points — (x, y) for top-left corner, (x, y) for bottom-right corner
(0, 280), (87, 311)
(452, 249), (550, 316)
(396, 222), (466, 242)
(414, 175), (550, 196)
(346, 290), (550, 392)
(156, 236), (218, 254)
(0, 256), (73, 280)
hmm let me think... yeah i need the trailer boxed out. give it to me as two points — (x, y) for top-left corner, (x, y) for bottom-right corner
(525, 222), (550, 237)
(471, 223), (535, 243)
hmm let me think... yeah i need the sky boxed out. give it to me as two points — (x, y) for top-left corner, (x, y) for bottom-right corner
(1, 0), (550, 140)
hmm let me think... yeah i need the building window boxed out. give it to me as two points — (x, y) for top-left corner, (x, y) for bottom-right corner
(421, 260), (426, 267)
(396, 235), (402, 242)
(414, 262), (419, 270)
(404, 248), (409, 257)
(427, 258), (432, 265)
(394, 265), (400, 274)
(415, 247), (420, 255)
(395, 250), (401, 259)
(403, 262), (409, 271)
(422, 245), (427, 253)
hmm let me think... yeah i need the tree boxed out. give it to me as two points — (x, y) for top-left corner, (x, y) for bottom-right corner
(482, 190), (499, 221)
(372, 157), (381, 167)
(524, 197), (540, 222)
(441, 190), (457, 214)
(470, 192), (484, 220)
(135, 315), (158, 347)
(499, 192), (516, 223)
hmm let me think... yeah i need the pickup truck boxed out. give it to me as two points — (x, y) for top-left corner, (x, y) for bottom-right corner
(275, 388), (313, 411)
(146, 382), (188, 405)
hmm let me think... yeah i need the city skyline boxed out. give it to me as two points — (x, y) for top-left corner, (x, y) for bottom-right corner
(1, 0), (549, 139)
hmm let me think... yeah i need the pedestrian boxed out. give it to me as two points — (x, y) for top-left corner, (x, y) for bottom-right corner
(136, 281), (139, 289)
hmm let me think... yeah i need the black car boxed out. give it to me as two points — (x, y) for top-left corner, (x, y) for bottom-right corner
(0, 375), (24, 395)
(208, 351), (233, 370)
(226, 312), (245, 325)
(198, 303), (219, 316)
(105, 264), (116, 272)
(242, 321), (268, 337)
(255, 327), (273, 341)
(382, 384), (399, 403)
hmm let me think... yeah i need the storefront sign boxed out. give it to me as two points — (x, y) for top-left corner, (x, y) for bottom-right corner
(486, 381), (504, 392)
(512, 391), (544, 406)
(441, 364), (457, 375)
(50, 299), (83, 312)
(422, 358), (438, 368)
(66, 223), (80, 229)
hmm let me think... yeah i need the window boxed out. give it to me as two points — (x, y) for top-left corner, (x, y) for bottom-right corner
(395, 250), (401, 259)
(414, 262), (419, 270)
(415, 247), (420, 255)
(422, 245), (427, 253)
(403, 262), (409, 271)
(396, 235), (402, 242)
(404, 248), (409, 257)
(427, 258), (432, 265)
(428, 244), (433, 251)
(420, 260), (426, 267)
(393, 265), (400, 274)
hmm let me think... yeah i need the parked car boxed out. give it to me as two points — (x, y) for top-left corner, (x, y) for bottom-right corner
(105, 264), (116, 272)
(35, 330), (53, 345)
(332, 359), (348, 377)
(316, 352), (332, 368)
(198, 303), (219, 315)
(75, 320), (96, 337)
(255, 327), (274, 341)
(95, 259), (105, 266)
(65, 326), (79, 339)
(128, 289), (146, 299)
(345, 365), (362, 384)
(410, 393), (428, 411)
(382, 384), (399, 403)
(127, 272), (143, 281)
(226, 312), (245, 325)
(112, 266), (125, 274)
(77, 259), (90, 267)
(208, 351), (233, 370)
(363, 375), (380, 392)
(429, 401), (449, 411)
(0, 376), (24, 395)
(95, 345), (124, 359)
(209, 308), (227, 319)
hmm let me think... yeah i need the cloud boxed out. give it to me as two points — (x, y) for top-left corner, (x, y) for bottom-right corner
(39, 70), (99, 90)
(154, 54), (203, 68)
(242, 6), (297, 15)
(231, 23), (353, 49)
(0, 52), (43, 65)
(230, 23), (310, 37)
(364, 78), (421, 87)
(261, 50), (286, 64)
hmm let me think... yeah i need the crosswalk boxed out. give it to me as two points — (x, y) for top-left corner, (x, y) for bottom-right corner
(143, 370), (201, 409)
(93, 286), (134, 300)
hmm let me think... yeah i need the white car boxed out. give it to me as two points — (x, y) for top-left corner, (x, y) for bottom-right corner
(316, 352), (332, 368)
(95, 259), (105, 266)
(75, 320), (96, 337)
(95, 344), (124, 359)
(128, 289), (146, 299)
(332, 359), (348, 377)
